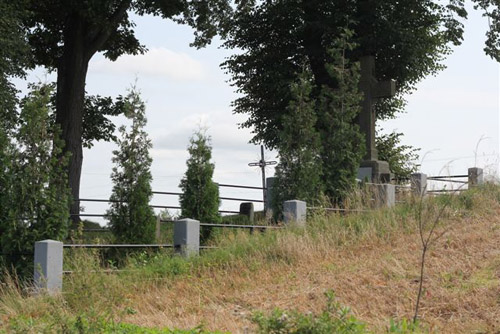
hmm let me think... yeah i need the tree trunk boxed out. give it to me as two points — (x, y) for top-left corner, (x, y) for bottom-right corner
(55, 15), (90, 225)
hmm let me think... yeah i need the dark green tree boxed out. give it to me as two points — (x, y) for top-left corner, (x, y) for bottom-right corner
(23, 0), (243, 221)
(376, 131), (420, 182)
(179, 129), (220, 241)
(317, 37), (365, 201)
(0, 84), (71, 276)
(272, 68), (323, 216)
(107, 87), (156, 244)
(224, 1), (500, 147)
(0, 0), (30, 131)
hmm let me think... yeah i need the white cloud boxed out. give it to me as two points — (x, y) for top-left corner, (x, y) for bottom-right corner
(90, 47), (206, 81)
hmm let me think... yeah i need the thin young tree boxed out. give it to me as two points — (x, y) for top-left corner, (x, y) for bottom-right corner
(0, 84), (71, 276)
(107, 87), (156, 244)
(179, 129), (220, 241)
(272, 68), (323, 217)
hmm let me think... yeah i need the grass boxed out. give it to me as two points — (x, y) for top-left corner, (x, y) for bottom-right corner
(1, 185), (500, 333)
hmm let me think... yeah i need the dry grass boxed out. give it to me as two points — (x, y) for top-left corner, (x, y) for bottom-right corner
(1, 186), (500, 333)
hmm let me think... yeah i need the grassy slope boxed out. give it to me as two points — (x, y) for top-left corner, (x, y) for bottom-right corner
(1, 186), (499, 333)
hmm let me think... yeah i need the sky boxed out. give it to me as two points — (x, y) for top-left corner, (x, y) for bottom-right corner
(14, 3), (500, 224)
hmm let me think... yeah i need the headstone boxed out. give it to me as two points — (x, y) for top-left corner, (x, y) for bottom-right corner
(358, 55), (396, 183)
(283, 200), (307, 227)
(468, 167), (484, 186)
(34, 240), (63, 294)
(174, 219), (200, 257)
(411, 173), (427, 196)
(239, 202), (255, 223)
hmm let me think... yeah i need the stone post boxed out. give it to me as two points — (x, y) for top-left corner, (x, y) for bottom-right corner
(265, 177), (276, 215)
(155, 214), (162, 242)
(410, 173), (427, 196)
(380, 184), (396, 207)
(34, 240), (63, 294)
(174, 218), (200, 258)
(283, 200), (307, 227)
(239, 202), (254, 223)
(468, 167), (484, 187)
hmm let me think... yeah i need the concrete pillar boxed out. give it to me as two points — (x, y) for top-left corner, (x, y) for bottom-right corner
(174, 219), (200, 257)
(468, 167), (484, 186)
(34, 240), (63, 294)
(155, 215), (161, 242)
(410, 173), (427, 196)
(380, 184), (396, 207)
(283, 200), (307, 227)
(239, 202), (254, 223)
(265, 177), (276, 214)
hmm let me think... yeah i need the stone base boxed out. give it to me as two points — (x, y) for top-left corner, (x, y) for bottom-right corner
(359, 160), (392, 183)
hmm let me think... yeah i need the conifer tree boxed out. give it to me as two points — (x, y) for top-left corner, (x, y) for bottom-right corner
(179, 130), (220, 241)
(318, 34), (364, 202)
(0, 84), (71, 276)
(272, 68), (323, 216)
(107, 87), (156, 244)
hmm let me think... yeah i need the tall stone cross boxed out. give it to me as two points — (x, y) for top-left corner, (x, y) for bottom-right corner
(358, 55), (396, 182)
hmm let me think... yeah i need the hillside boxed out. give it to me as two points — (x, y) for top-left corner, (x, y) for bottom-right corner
(1, 186), (499, 333)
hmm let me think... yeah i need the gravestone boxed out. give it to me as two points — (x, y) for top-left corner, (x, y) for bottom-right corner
(358, 55), (396, 183)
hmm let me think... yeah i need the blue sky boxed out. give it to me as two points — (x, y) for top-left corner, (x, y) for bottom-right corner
(14, 3), (500, 222)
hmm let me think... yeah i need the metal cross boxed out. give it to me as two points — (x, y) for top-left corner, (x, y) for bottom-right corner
(248, 145), (277, 211)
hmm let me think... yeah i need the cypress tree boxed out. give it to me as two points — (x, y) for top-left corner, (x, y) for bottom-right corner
(0, 84), (71, 276)
(179, 130), (220, 241)
(107, 87), (156, 244)
(272, 68), (323, 217)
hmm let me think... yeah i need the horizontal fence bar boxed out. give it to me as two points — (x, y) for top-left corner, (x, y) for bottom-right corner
(216, 183), (265, 190)
(83, 229), (110, 232)
(427, 189), (467, 193)
(200, 223), (282, 230)
(427, 178), (468, 184)
(152, 191), (182, 196)
(427, 175), (468, 179)
(308, 207), (373, 213)
(63, 244), (174, 249)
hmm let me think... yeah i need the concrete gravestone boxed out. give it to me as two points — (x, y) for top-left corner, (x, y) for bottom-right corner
(358, 55), (396, 183)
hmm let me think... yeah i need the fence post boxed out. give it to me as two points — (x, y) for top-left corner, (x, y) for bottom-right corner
(174, 218), (200, 258)
(155, 214), (162, 242)
(468, 167), (484, 186)
(265, 177), (276, 215)
(239, 202), (254, 223)
(34, 240), (63, 294)
(410, 173), (427, 196)
(381, 184), (396, 207)
(283, 200), (307, 227)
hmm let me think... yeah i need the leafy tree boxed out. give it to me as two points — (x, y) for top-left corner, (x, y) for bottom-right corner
(376, 131), (420, 182)
(22, 0), (244, 222)
(317, 38), (365, 201)
(0, 0), (30, 131)
(107, 87), (156, 244)
(224, 1), (500, 148)
(272, 68), (323, 216)
(0, 84), (71, 276)
(179, 129), (220, 241)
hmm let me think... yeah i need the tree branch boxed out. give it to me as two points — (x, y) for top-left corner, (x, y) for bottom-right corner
(86, 0), (132, 59)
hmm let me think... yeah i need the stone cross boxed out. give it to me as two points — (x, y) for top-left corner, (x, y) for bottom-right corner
(358, 56), (396, 161)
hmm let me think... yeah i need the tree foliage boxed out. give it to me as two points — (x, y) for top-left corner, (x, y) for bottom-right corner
(0, 84), (71, 276)
(107, 87), (156, 244)
(272, 68), (323, 215)
(0, 0), (30, 130)
(223, 0), (500, 146)
(179, 129), (220, 240)
(376, 131), (420, 182)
